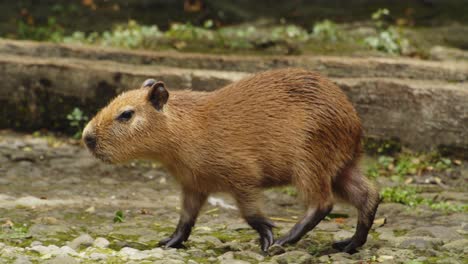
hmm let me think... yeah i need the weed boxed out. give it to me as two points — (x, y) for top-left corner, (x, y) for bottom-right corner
(366, 151), (456, 182)
(364, 9), (410, 54)
(16, 17), (64, 42)
(381, 186), (467, 213)
(66, 107), (88, 139)
(113, 210), (125, 223)
(313, 20), (341, 42)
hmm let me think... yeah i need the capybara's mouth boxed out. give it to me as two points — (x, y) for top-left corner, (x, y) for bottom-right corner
(88, 149), (114, 164)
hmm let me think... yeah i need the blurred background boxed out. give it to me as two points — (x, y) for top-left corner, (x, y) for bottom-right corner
(1, 0), (467, 57)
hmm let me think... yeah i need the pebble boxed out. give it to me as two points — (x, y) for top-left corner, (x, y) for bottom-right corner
(89, 252), (108, 260)
(268, 244), (286, 255)
(44, 254), (79, 264)
(399, 237), (443, 250)
(441, 239), (468, 253)
(234, 250), (264, 261)
(271, 250), (313, 264)
(67, 234), (94, 250)
(93, 237), (110, 248)
(13, 256), (32, 264)
(333, 229), (354, 241)
(408, 226), (461, 241)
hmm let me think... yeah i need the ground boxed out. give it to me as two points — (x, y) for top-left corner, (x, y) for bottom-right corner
(0, 131), (466, 264)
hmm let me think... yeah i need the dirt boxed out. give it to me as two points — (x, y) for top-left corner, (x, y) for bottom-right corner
(0, 130), (466, 263)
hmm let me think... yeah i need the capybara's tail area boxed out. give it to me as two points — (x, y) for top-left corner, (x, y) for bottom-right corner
(331, 160), (380, 253)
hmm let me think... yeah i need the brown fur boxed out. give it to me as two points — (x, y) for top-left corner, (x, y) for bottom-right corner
(83, 68), (379, 252)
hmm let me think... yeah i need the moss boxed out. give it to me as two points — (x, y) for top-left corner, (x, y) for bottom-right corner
(393, 229), (408, 237)
(209, 229), (254, 243)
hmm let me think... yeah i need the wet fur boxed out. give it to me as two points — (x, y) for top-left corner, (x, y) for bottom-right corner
(84, 68), (379, 253)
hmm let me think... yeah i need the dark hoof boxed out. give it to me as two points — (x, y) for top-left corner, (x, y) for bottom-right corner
(158, 237), (185, 249)
(333, 238), (361, 254)
(332, 238), (352, 251)
(258, 226), (274, 252)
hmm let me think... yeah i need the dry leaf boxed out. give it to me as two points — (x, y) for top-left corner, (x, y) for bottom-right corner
(334, 217), (346, 224)
(373, 217), (386, 227)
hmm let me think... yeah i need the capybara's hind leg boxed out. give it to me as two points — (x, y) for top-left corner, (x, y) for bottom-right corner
(275, 168), (334, 246)
(332, 165), (380, 254)
(275, 203), (333, 246)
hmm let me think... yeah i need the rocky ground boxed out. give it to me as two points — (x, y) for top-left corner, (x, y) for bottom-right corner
(0, 130), (466, 264)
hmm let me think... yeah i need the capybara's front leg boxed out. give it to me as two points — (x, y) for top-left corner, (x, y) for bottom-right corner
(159, 189), (208, 248)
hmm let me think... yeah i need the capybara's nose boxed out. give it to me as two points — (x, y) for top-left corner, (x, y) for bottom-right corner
(83, 133), (97, 150)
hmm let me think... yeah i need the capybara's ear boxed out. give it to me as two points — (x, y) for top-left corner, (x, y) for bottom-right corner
(147, 81), (169, 111)
(142, 79), (157, 88)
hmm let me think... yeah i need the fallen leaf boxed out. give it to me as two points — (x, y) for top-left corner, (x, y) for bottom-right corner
(85, 206), (95, 213)
(140, 209), (151, 215)
(334, 217), (346, 224)
(373, 217), (386, 227)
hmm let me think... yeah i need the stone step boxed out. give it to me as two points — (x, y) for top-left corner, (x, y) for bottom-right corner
(1, 54), (466, 156)
(1, 39), (467, 82)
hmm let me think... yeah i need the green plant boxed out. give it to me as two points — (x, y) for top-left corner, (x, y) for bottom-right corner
(113, 210), (125, 223)
(66, 107), (88, 139)
(16, 17), (64, 42)
(365, 151), (456, 182)
(64, 20), (162, 49)
(364, 9), (410, 54)
(381, 186), (422, 206)
(313, 20), (341, 42)
(381, 186), (467, 213)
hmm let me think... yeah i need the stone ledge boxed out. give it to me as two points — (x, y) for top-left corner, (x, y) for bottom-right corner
(0, 53), (466, 157)
(1, 39), (467, 82)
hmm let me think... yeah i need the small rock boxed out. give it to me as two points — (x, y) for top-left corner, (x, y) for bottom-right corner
(100, 177), (118, 185)
(329, 252), (352, 262)
(407, 226), (461, 241)
(271, 250), (312, 264)
(318, 255), (330, 262)
(218, 251), (235, 261)
(89, 252), (108, 260)
(234, 250), (264, 261)
(220, 260), (250, 264)
(221, 241), (243, 251)
(194, 235), (223, 247)
(158, 260), (186, 264)
(30, 241), (42, 247)
(85, 206), (96, 213)
(44, 254), (78, 264)
(268, 244), (286, 255)
(15, 196), (46, 207)
(119, 247), (148, 260)
(34, 216), (58, 225)
(67, 234), (94, 250)
(93, 237), (110, 248)
(13, 256), (32, 264)
(442, 239), (468, 253)
(187, 260), (198, 264)
(376, 248), (415, 261)
(399, 237), (443, 250)
(333, 229), (354, 241)
(186, 248), (207, 258)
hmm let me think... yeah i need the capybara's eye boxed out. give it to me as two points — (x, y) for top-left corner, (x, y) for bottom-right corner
(117, 110), (134, 122)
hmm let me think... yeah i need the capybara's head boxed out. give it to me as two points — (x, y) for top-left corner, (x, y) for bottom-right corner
(82, 79), (169, 163)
